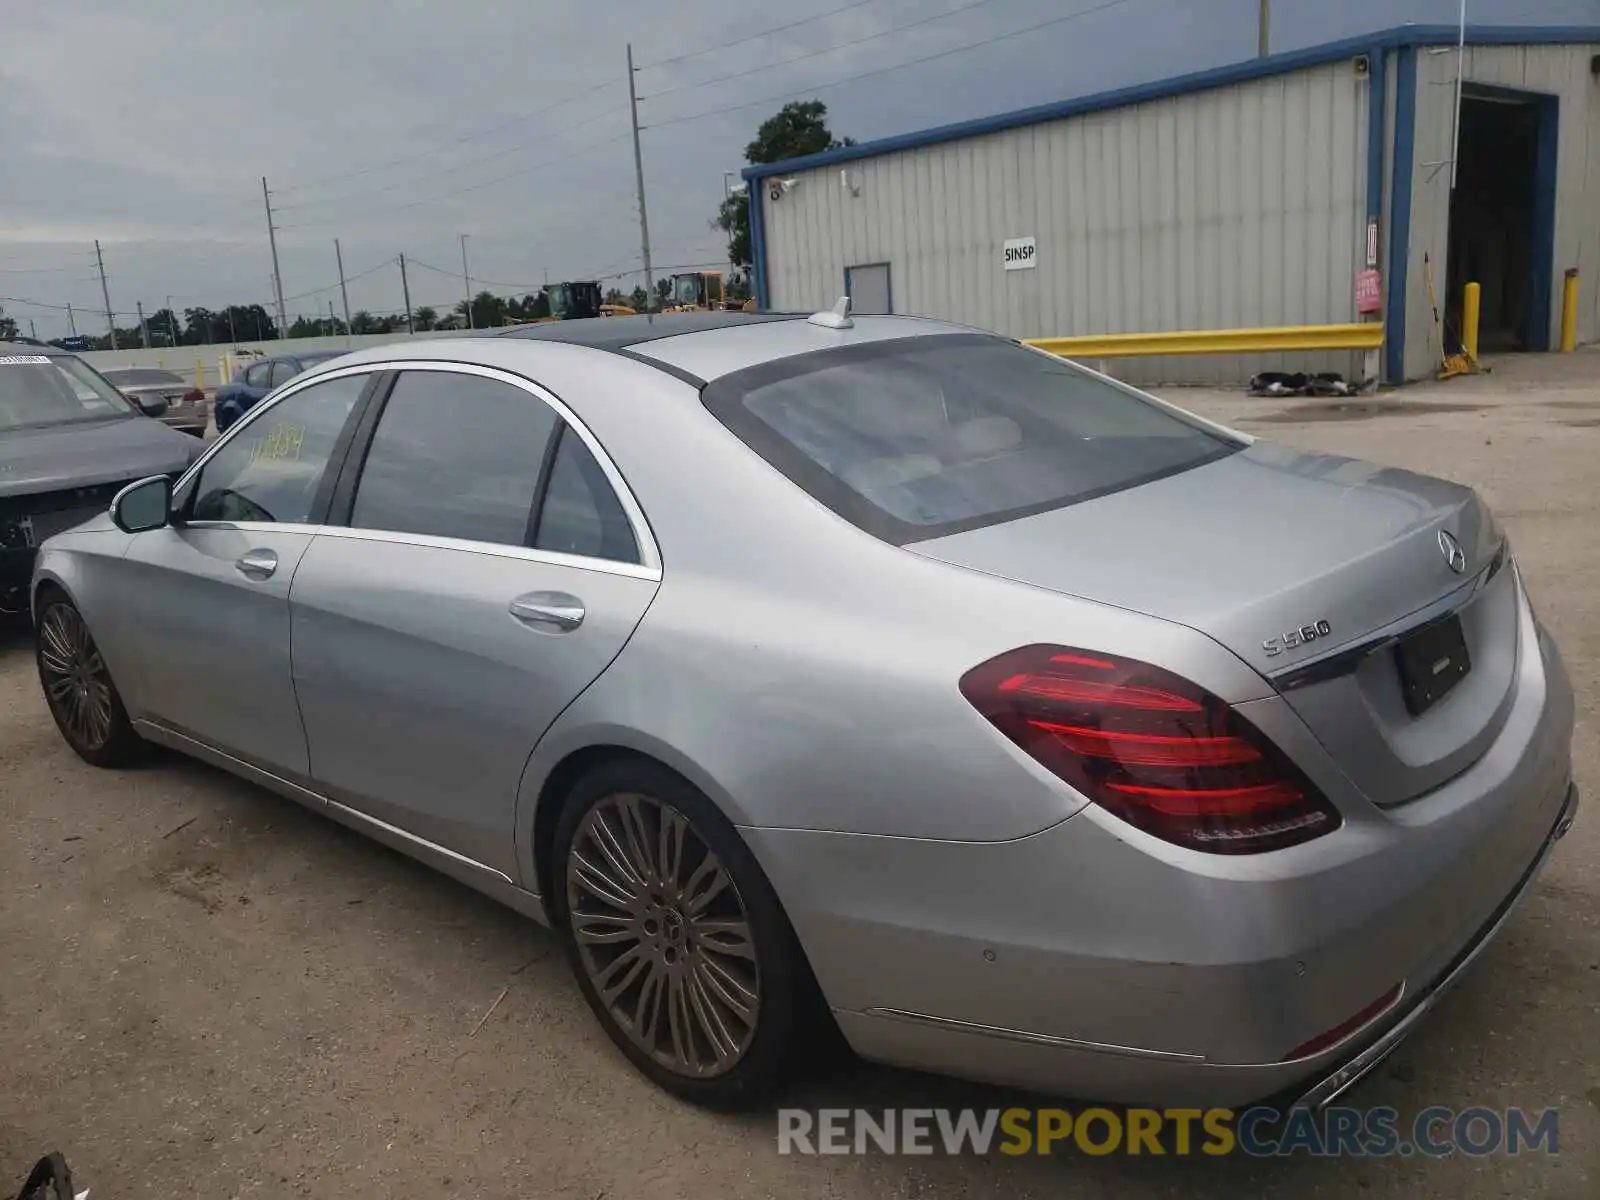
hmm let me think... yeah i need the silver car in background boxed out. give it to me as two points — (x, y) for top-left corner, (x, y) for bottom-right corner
(30, 310), (1577, 1110)
(100, 367), (211, 437)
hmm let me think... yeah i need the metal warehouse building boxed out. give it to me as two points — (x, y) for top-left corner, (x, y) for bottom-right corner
(744, 24), (1600, 384)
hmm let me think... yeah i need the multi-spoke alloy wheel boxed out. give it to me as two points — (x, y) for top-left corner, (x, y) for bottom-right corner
(35, 595), (143, 766)
(566, 793), (760, 1078)
(554, 760), (805, 1105)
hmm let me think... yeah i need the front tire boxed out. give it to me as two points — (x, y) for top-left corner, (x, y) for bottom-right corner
(552, 759), (802, 1107)
(35, 593), (146, 767)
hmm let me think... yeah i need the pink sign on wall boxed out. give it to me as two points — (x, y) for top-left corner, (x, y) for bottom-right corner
(1355, 269), (1383, 314)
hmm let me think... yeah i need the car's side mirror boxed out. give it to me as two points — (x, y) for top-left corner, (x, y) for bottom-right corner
(110, 475), (173, 533)
(127, 393), (170, 418)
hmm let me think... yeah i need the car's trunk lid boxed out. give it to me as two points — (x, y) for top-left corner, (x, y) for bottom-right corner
(912, 441), (1516, 806)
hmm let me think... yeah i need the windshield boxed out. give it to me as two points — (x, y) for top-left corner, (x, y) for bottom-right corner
(0, 354), (136, 431)
(673, 276), (702, 305)
(104, 368), (184, 386)
(547, 284), (571, 317)
(702, 334), (1243, 544)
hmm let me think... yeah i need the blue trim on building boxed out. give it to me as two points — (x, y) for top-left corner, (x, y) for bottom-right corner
(1385, 46), (1418, 384)
(749, 180), (769, 310)
(1365, 46), (1387, 228)
(741, 25), (1599, 184)
(1528, 94), (1561, 352)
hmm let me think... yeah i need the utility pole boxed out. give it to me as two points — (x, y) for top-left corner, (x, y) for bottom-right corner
(66, 302), (76, 336)
(28, 318), (37, 341)
(94, 239), (117, 349)
(334, 238), (353, 344)
(398, 254), (415, 335)
(459, 234), (474, 329)
(1257, 0), (1270, 56)
(166, 294), (176, 345)
(329, 299), (337, 335)
(137, 300), (150, 349)
(626, 43), (655, 316)
(261, 177), (288, 335)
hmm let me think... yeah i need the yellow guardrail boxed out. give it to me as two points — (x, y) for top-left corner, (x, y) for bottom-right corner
(1026, 323), (1385, 358)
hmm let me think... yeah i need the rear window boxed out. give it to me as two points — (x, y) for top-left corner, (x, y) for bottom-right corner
(701, 334), (1241, 543)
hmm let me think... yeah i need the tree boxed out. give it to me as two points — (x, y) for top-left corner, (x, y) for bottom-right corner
(351, 310), (378, 335)
(726, 272), (752, 303)
(715, 100), (853, 270)
(654, 278), (672, 307)
(603, 288), (627, 307)
(414, 306), (438, 332)
(0, 305), (18, 341)
(628, 285), (648, 311)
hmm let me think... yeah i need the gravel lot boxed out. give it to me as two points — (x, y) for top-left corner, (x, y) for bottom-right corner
(1, 352), (1596, 1197)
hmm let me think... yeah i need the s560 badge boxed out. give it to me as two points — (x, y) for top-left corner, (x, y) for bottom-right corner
(1263, 619), (1332, 658)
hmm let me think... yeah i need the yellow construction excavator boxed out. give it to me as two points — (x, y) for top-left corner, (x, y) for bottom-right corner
(663, 270), (756, 313)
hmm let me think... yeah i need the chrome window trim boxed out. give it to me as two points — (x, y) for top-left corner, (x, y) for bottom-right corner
(178, 521), (326, 537)
(311, 525), (662, 582)
(177, 358), (663, 575)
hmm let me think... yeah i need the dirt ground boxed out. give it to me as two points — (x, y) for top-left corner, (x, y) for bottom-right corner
(1, 351), (1597, 1198)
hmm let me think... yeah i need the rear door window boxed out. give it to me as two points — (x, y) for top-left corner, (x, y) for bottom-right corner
(532, 426), (639, 564)
(702, 334), (1242, 544)
(348, 370), (559, 547)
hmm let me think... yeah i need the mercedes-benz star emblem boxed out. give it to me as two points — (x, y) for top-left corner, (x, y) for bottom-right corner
(1438, 529), (1467, 574)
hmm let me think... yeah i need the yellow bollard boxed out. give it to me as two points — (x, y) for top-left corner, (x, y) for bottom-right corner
(1462, 282), (1481, 362)
(195, 356), (205, 392)
(1561, 269), (1579, 353)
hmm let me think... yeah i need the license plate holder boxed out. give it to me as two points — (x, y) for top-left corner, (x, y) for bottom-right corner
(1393, 613), (1472, 716)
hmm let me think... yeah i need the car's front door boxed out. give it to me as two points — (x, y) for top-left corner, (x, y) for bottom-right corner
(116, 370), (375, 779)
(288, 365), (660, 876)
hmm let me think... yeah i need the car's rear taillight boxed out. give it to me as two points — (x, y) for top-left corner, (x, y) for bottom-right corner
(960, 645), (1341, 854)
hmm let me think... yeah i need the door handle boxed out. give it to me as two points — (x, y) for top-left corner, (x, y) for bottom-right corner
(234, 548), (278, 579)
(510, 591), (585, 632)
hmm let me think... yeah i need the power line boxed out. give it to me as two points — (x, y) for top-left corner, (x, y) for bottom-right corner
(643, 0), (1141, 130)
(640, 0), (885, 70)
(277, 78), (623, 195)
(276, 132), (632, 230)
(642, 0), (1006, 101)
(274, 108), (625, 212)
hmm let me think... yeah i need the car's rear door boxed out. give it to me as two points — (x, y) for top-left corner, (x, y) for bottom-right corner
(116, 368), (381, 779)
(288, 363), (660, 878)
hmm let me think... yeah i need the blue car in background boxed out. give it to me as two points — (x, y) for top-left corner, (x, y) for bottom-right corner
(212, 349), (350, 432)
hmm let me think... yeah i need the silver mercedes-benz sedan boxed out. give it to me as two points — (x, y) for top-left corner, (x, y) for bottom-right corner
(30, 308), (1578, 1110)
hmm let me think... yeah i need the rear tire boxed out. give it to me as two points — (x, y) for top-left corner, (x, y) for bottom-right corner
(551, 759), (802, 1108)
(35, 592), (146, 768)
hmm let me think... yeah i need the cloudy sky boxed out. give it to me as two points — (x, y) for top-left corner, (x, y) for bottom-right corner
(0, 0), (1590, 337)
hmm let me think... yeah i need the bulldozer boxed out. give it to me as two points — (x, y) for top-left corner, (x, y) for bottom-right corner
(526, 280), (635, 323)
(663, 270), (756, 313)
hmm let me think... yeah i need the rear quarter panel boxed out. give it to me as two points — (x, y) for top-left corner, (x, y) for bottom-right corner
(506, 344), (1274, 882)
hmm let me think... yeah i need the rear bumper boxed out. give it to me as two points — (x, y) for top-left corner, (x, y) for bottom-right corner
(745, 605), (1576, 1107)
(1288, 779), (1577, 1109)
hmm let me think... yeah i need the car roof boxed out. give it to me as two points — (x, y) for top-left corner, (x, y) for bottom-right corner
(309, 312), (986, 385)
(474, 311), (983, 383)
(0, 341), (73, 358)
(495, 311), (800, 349)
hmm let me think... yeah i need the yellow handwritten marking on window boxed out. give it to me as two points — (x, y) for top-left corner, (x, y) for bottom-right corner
(247, 423), (307, 464)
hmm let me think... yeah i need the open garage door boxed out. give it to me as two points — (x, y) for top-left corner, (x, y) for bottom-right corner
(1445, 86), (1559, 353)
